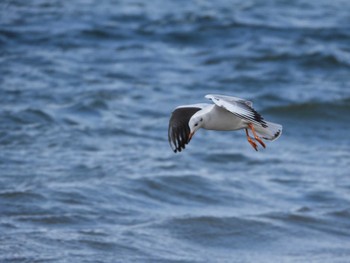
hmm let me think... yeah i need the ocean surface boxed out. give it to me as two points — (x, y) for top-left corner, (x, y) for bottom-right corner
(1, 0), (350, 262)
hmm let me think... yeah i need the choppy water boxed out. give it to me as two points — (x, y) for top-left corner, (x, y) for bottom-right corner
(1, 0), (350, 262)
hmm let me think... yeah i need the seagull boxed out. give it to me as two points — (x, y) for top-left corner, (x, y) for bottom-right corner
(168, 94), (282, 152)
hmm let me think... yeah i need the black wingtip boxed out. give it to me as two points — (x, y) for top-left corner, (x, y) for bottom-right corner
(274, 130), (281, 138)
(168, 107), (202, 154)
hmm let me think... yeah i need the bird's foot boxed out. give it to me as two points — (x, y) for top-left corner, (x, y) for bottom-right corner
(255, 136), (266, 149)
(246, 128), (258, 151)
(247, 136), (258, 151)
(248, 123), (266, 150)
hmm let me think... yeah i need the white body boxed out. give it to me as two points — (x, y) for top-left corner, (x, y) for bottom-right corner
(168, 94), (282, 152)
(195, 104), (246, 131)
(188, 95), (282, 141)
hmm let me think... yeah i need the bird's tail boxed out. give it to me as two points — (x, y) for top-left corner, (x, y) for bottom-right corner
(254, 121), (282, 141)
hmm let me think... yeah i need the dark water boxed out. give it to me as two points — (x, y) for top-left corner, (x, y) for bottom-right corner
(1, 0), (350, 262)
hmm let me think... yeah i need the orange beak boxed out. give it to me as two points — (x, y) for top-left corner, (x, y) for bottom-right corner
(188, 131), (194, 142)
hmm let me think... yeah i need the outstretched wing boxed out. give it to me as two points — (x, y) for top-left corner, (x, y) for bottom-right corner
(206, 94), (253, 107)
(168, 104), (205, 153)
(205, 94), (267, 128)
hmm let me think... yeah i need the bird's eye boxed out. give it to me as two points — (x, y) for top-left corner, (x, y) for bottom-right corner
(194, 123), (198, 127)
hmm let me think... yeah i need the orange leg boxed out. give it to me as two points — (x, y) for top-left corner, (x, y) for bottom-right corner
(245, 128), (258, 151)
(248, 123), (266, 149)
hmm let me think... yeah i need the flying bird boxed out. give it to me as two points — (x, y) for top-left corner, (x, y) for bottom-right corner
(168, 94), (282, 152)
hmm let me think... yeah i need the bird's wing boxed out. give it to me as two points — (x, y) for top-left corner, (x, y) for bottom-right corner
(205, 94), (253, 107)
(168, 104), (206, 153)
(205, 94), (267, 128)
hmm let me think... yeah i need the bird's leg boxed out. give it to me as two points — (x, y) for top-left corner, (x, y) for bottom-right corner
(245, 128), (258, 151)
(248, 123), (266, 149)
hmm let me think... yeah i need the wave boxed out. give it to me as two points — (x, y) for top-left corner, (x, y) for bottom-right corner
(0, 100), (107, 129)
(0, 29), (21, 43)
(200, 152), (248, 163)
(157, 215), (282, 248)
(126, 175), (239, 206)
(265, 98), (350, 121)
(198, 46), (350, 69)
(0, 190), (44, 201)
(251, 49), (350, 68)
(262, 210), (350, 238)
(0, 108), (54, 126)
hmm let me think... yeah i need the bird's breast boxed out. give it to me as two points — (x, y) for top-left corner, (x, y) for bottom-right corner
(203, 108), (246, 131)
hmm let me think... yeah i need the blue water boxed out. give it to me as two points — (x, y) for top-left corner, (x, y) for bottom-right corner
(1, 0), (350, 262)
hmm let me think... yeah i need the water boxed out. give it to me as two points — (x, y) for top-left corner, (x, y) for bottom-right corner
(1, 0), (350, 262)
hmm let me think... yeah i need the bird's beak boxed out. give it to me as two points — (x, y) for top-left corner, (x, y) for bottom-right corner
(188, 131), (195, 142)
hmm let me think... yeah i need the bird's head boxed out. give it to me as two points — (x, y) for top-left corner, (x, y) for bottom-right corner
(188, 115), (204, 141)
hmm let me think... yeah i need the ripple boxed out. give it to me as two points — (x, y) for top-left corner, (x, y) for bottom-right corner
(127, 175), (233, 206)
(0, 190), (44, 201)
(0, 29), (20, 42)
(265, 98), (350, 121)
(201, 152), (248, 163)
(327, 209), (350, 220)
(262, 211), (350, 238)
(1, 108), (54, 126)
(17, 214), (82, 225)
(160, 215), (282, 249)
